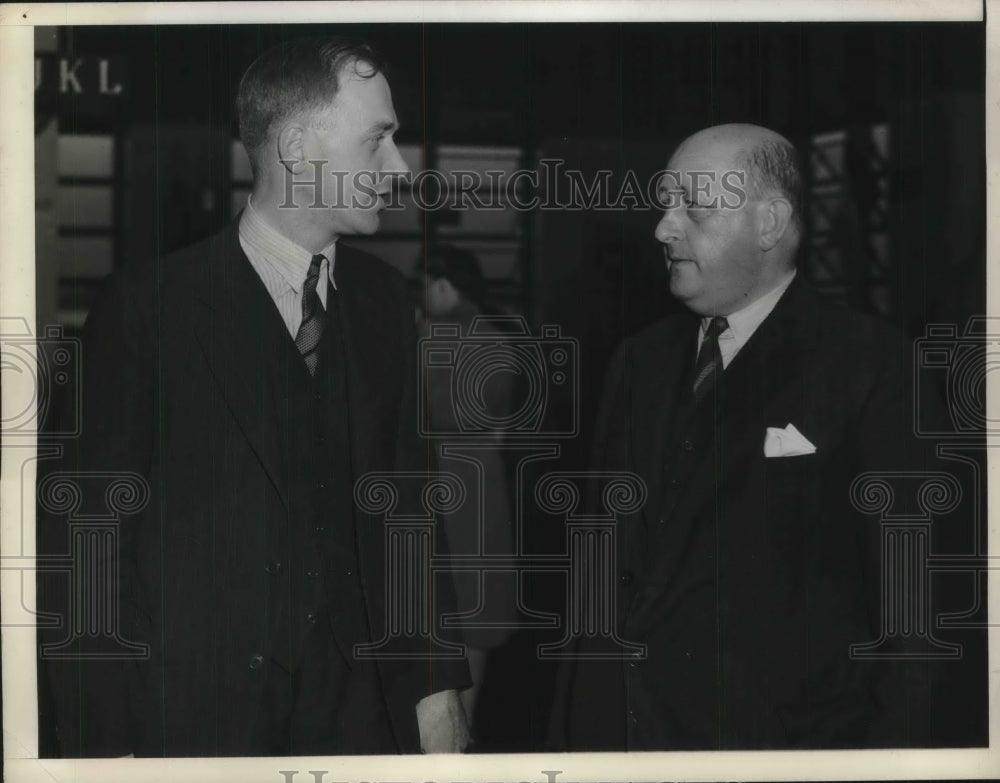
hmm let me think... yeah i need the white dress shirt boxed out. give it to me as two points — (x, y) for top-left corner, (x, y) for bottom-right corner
(238, 196), (338, 340)
(697, 270), (797, 368)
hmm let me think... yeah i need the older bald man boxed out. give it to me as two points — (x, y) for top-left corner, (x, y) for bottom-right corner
(554, 124), (948, 750)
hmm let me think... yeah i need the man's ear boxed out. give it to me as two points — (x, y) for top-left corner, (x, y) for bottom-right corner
(758, 197), (794, 251)
(276, 123), (306, 175)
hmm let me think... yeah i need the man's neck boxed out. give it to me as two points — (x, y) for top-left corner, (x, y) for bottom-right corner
(249, 184), (338, 255)
(722, 267), (796, 320)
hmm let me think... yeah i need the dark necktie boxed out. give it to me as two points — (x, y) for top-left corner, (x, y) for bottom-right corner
(691, 316), (728, 401)
(295, 254), (327, 375)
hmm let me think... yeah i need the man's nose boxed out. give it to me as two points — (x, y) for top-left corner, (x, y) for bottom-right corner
(654, 208), (683, 244)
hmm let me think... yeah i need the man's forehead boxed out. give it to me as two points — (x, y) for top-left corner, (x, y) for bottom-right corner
(327, 70), (397, 125)
(659, 167), (739, 193)
(668, 139), (742, 173)
(662, 143), (745, 193)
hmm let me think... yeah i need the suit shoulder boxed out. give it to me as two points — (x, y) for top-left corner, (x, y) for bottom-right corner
(620, 314), (693, 359)
(108, 225), (233, 291)
(813, 295), (908, 361)
(159, 226), (242, 286)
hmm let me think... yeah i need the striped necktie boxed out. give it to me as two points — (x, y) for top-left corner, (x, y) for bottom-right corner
(691, 316), (728, 401)
(295, 254), (327, 375)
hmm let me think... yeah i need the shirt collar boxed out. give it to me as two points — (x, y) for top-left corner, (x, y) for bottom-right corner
(240, 195), (338, 292)
(702, 268), (797, 347)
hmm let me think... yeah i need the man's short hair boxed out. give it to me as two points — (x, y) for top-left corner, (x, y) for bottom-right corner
(237, 37), (386, 177)
(739, 138), (805, 234)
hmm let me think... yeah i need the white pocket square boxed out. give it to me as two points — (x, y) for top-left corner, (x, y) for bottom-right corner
(763, 423), (817, 458)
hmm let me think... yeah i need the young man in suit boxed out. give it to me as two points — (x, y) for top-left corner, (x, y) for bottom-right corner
(554, 123), (949, 750)
(40, 37), (470, 757)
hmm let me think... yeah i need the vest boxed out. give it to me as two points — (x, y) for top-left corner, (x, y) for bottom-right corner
(267, 295), (369, 673)
(626, 374), (729, 750)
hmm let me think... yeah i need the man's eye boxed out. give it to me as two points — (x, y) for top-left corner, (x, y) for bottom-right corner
(661, 190), (685, 208)
(687, 202), (711, 220)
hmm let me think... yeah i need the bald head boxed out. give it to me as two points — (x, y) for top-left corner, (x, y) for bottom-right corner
(676, 123), (804, 237)
(678, 122), (789, 153)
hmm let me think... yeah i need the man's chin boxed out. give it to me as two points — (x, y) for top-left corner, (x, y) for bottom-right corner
(341, 213), (381, 237)
(668, 268), (697, 299)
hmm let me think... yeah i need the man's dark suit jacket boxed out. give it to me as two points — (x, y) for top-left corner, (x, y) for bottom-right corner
(554, 275), (947, 750)
(39, 223), (469, 757)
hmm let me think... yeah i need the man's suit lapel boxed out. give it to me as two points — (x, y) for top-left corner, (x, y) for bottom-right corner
(328, 248), (408, 673)
(636, 276), (818, 619)
(632, 315), (700, 531)
(193, 224), (294, 512)
(712, 276), (820, 478)
(192, 233), (400, 510)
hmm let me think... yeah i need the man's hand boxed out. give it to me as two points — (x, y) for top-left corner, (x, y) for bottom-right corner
(415, 689), (470, 753)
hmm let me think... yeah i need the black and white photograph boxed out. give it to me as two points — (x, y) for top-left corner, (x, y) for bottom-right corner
(0, 2), (995, 782)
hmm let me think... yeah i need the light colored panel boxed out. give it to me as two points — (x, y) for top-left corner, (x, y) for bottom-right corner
(58, 309), (89, 330)
(57, 134), (113, 177)
(57, 236), (113, 278)
(437, 145), (522, 180)
(55, 185), (113, 227)
(436, 202), (520, 236)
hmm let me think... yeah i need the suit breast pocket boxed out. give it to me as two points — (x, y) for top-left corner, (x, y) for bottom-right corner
(760, 454), (825, 549)
(763, 452), (822, 494)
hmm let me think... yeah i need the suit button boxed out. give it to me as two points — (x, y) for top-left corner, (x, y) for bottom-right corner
(265, 561), (281, 575)
(306, 612), (317, 624)
(314, 525), (326, 534)
(306, 569), (320, 579)
(249, 654), (264, 670)
(619, 570), (634, 586)
(682, 439), (693, 451)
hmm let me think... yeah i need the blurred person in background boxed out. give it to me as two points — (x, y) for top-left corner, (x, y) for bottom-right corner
(418, 244), (520, 732)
